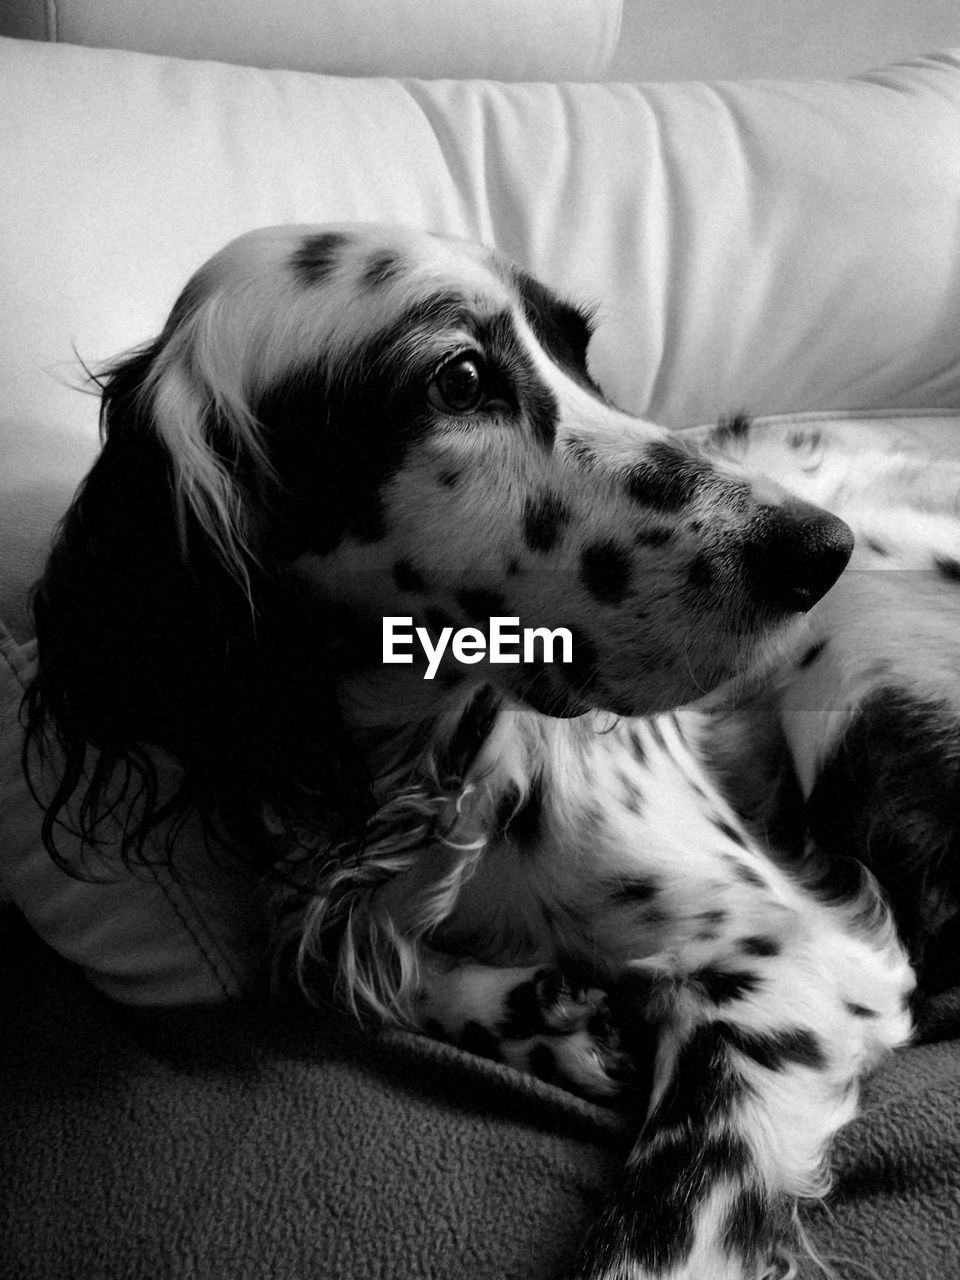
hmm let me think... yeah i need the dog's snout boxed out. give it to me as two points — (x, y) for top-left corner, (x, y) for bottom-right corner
(744, 499), (853, 613)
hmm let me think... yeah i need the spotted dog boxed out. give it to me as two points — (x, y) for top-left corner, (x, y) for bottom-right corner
(26, 224), (960, 1279)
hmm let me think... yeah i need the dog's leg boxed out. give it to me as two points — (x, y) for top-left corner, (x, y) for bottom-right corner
(780, 569), (960, 995)
(567, 883), (913, 1280)
(416, 955), (632, 1099)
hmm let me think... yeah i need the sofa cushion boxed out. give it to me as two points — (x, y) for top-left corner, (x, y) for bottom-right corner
(0, 0), (623, 80)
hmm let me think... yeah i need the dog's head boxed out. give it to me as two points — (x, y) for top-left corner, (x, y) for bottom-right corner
(27, 224), (852, 857)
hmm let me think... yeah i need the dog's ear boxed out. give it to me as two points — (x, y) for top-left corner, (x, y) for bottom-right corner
(24, 336), (370, 871)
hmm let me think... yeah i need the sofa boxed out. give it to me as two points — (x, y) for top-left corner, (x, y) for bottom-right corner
(3, 3), (960, 1277)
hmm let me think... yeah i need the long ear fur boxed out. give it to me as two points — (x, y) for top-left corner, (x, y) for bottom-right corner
(23, 337), (372, 874)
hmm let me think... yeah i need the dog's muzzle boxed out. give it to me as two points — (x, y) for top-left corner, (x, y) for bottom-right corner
(743, 499), (854, 613)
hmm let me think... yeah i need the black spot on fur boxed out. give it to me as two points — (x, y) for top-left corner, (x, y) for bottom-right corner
(865, 538), (890, 558)
(686, 553), (714, 592)
(721, 1186), (769, 1262)
(716, 819), (748, 849)
(739, 935), (781, 958)
(456, 587), (508, 622)
(731, 862), (767, 888)
(609, 875), (660, 905)
(438, 468), (461, 488)
(392, 560), (426, 593)
(580, 541), (632, 605)
(634, 524), (675, 548)
(799, 640), (827, 668)
(290, 232), (349, 286)
(628, 727), (646, 764)
(691, 966), (762, 1005)
(623, 443), (704, 512)
(361, 250), (404, 290)
(723, 1024), (826, 1071)
(460, 1020), (503, 1062)
(714, 413), (752, 446)
(698, 909), (727, 928)
(522, 492), (570, 553)
(935, 555), (960, 582)
(589, 1132), (750, 1274)
(845, 1001), (879, 1019)
(651, 1024), (744, 1129)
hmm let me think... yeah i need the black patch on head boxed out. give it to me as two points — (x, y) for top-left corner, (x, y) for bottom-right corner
(513, 270), (597, 392)
(686, 552), (714, 592)
(522, 492), (570, 553)
(361, 250), (404, 290)
(580, 540), (632, 605)
(259, 295), (478, 556)
(609, 875), (660, 905)
(290, 232), (350, 287)
(739, 935), (780, 958)
(723, 1023), (826, 1072)
(456, 586), (508, 622)
(438, 468), (461, 489)
(691, 966), (762, 1005)
(459, 1020), (503, 1062)
(634, 524), (675, 548)
(623, 443), (705, 512)
(799, 640), (827, 668)
(466, 308), (560, 446)
(935, 555), (960, 582)
(392, 560), (426, 593)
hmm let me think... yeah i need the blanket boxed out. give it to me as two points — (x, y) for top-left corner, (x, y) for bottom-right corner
(1, 906), (959, 1280)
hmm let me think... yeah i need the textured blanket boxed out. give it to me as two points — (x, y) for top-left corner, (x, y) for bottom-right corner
(1, 905), (959, 1280)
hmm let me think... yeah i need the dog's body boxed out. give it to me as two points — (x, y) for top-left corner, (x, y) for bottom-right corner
(25, 225), (960, 1279)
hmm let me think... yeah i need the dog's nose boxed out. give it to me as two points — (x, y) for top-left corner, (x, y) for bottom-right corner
(743, 499), (853, 612)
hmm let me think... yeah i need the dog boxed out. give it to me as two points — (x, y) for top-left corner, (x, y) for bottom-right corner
(24, 223), (960, 1279)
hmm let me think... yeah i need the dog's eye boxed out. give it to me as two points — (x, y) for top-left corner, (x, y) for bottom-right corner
(427, 354), (487, 415)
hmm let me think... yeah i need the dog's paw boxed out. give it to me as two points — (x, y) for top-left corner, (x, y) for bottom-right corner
(417, 961), (631, 1100)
